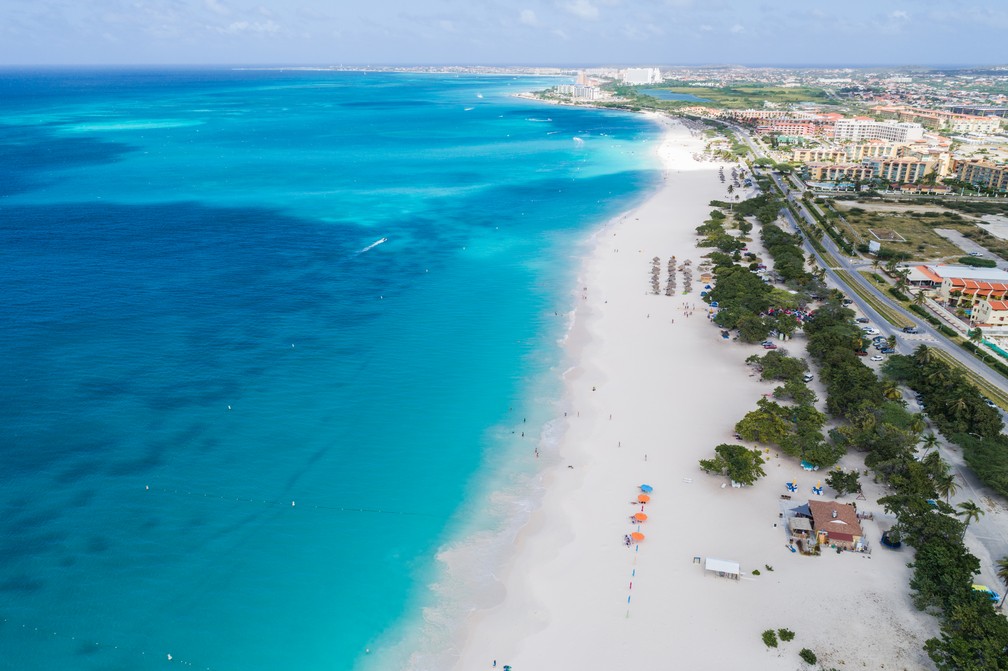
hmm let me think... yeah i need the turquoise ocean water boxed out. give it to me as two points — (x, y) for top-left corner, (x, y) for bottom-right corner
(0, 69), (660, 670)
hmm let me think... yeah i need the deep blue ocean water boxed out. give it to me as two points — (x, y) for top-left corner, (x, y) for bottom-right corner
(0, 69), (660, 670)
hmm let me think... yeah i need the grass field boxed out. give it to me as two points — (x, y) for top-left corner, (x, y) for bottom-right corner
(831, 203), (967, 260)
(645, 85), (835, 110)
(836, 269), (916, 328)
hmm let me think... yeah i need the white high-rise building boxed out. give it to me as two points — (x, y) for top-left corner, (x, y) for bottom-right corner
(622, 68), (662, 85)
(833, 119), (924, 144)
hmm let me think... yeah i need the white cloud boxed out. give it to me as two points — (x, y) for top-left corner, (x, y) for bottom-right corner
(204, 0), (229, 16)
(562, 0), (600, 21)
(520, 9), (539, 26)
(730, 23), (744, 34)
(890, 10), (909, 20)
(221, 19), (280, 35)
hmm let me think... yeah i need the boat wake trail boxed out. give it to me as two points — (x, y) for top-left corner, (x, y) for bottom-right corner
(356, 237), (388, 255)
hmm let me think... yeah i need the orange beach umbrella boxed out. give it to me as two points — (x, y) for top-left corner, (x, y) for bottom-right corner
(633, 512), (648, 522)
(630, 532), (645, 542)
(637, 494), (651, 503)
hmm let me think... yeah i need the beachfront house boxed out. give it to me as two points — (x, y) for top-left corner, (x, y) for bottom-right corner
(808, 500), (864, 551)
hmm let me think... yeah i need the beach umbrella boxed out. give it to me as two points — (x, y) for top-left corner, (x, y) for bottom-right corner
(633, 512), (648, 522)
(637, 494), (651, 503)
(630, 532), (645, 542)
(640, 484), (653, 493)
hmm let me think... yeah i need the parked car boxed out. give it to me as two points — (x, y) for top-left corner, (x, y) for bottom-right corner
(763, 343), (778, 350)
(870, 355), (884, 361)
(802, 373), (814, 383)
(881, 348), (896, 354)
(902, 326), (919, 334)
(855, 350), (868, 356)
(856, 317), (870, 323)
(865, 329), (880, 335)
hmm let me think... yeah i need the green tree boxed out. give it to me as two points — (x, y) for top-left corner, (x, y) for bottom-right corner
(735, 398), (790, 445)
(921, 432), (939, 454)
(698, 443), (767, 486)
(826, 468), (861, 496)
(997, 556), (1008, 608)
(956, 500), (984, 540)
(936, 473), (960, 504)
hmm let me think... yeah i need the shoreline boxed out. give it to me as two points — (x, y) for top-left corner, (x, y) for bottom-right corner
(449, 115), (937, 669)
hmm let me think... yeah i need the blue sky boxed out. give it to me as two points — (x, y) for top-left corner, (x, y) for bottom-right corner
(3, 0), (1007, 66)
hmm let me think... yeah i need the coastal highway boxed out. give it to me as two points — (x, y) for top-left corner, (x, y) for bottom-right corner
(720, 119), (1008, 596)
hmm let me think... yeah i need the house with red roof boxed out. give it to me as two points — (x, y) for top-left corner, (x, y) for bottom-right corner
(807, 500), (864, 551)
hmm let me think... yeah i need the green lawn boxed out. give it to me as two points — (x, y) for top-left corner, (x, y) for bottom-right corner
(652, 85), (835, 110)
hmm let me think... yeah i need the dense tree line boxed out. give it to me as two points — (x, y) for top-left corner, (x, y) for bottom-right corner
(885, 347), (1008, 498)
(806, 307), (1008, 669)
(761, 222), (813, 287)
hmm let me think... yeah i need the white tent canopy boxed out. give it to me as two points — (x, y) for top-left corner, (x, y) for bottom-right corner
(704, 557), (740, 580)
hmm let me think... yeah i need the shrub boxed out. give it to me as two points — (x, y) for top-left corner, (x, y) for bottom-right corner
(799, 648), (817, 664)
(752, 568), (761, 575)
(888, 287), (910, 302)
(762, 630), (778, 648)
(778, 628), (795, 642)
(937, 324), (958, 337)
(957, 256), (997, 268)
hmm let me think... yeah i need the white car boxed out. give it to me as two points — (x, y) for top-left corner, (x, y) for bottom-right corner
(870, 355), (884, 362)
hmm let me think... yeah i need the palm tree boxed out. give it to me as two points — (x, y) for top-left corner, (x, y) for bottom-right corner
(969, 327), (984, 345)
(935, 472), (959, 503)
(914, 345), (937, 366)
(886, 335), (897, 350)
(913, 290), (926, 307)
(919, 432), (939, 457)
(996, 556), (1008, 608)
(881, 380), (903, 402)
(895, 269), (911, 293)
(956, 500), (984, 540)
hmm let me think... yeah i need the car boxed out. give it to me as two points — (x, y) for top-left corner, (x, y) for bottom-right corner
(985, 399), (997, 409)
(870, 355), (884, 361)
(855, 350), (868, 356)
(763, 343), (778, 350)
(842, 299), (853, 305)
(902, 326), (919, 334)
(969, 251), (983, 257)
(881, 348), (896, 354)
(802, 373), (814, 383)
(856, 317), (870, 323)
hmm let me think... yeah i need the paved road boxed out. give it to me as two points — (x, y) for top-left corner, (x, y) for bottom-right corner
(724, 123), (1008, 588)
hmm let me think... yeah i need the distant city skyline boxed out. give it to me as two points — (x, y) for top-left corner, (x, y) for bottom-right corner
(3, 0), (1008, 67)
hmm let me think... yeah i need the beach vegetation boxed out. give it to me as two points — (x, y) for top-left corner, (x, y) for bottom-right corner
(735, 398), (791, 444)
(778, 628), (795, 642)
(773, 379), (817, 406)
(746, 350), (808, 384)
(762, 629), (778, 648)
(698, 443), (767, 486)
(884, 348), (1008, 498)
(825, 469), (861, 497)
(799, 648), (817, 665)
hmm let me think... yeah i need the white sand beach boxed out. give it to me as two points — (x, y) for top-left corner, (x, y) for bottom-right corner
(452, 117), (937, 671)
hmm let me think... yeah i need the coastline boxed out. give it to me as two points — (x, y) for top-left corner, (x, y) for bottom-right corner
(449, 115), (937, 670)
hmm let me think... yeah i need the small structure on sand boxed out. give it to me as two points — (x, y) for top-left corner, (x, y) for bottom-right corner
(704, 557), (740, 580)
(807, 499), (864, 551)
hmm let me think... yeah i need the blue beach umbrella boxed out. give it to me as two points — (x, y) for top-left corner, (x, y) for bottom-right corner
(640, 484), (653, 493)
